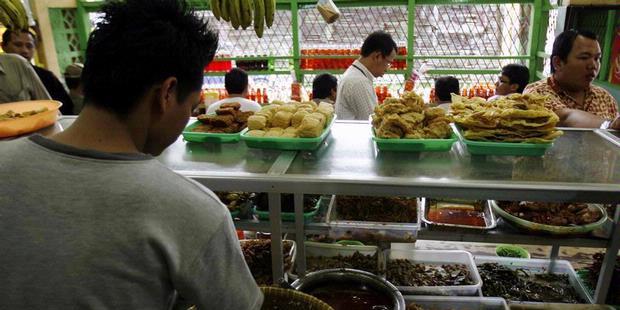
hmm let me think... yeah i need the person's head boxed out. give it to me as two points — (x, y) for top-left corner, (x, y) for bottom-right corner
(434, 76), (460, 102)
(64, 63), (84, 92)
(2, 29), (37, 61)
(81, 0), (218, 155)
(360, 31), (397, 78)
(551, 29), (600, 91)
(495, 64), (530, 95)
(312, 73), (337, 101)
(224, 68), (249, 96)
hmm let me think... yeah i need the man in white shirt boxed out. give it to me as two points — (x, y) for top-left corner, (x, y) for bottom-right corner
(433, 76), (459, 111)
(336, 31), (397, 120)
(207, 67), (261, 114)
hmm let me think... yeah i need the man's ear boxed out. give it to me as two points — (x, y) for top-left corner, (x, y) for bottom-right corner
(509, 83), (519, 93)
(552, 55), (564, 73)
(155, 77), (178, 114)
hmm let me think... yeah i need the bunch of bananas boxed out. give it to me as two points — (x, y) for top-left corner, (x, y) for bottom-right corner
(0, 0), (29, 30)
(210, 0), (275, 38)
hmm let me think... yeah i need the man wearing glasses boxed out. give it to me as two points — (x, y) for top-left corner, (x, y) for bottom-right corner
(489, 64), (530, 101)
(336, 31), (397, 120)
(524, 30), (619, 129)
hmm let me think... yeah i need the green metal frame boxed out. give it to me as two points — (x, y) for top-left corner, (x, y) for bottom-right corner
(75, 0), (547, 85)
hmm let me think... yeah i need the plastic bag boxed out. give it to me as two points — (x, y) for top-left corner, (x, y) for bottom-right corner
(316, 0), (341, 24)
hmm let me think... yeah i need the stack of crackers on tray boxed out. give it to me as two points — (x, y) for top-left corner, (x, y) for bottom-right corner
(245, 100), (334, 138)
(371, 91), (452, 139)
(451, 93), (563, 143)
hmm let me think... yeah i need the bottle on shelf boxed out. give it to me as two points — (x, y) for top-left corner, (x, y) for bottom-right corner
(262, 88), (268, 105)
(256, 88), (263, 104)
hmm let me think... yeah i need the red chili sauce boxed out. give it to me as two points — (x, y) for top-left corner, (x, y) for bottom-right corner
(307, 283), (393, 310)
(427, 207), (486, 227)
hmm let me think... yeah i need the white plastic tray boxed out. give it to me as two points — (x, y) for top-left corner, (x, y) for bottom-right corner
(383, 249), (482, 296)
(474, 255), (593, 304)
(421, 199), (497, 230)
(325, 195), (424, 234)
(404, 296), (508, 310)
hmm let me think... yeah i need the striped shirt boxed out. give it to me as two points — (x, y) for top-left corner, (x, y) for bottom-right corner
(524, 76), (619, 120)
(335, 60), (378, 120)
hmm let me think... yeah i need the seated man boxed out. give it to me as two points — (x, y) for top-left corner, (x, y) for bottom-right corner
(312, 73), (338, 104)
(433, 76), (459, 111)
(0, 53), (50, 103)
(524, 29), (620, 129)
(0, 0), (262, 309)
(489, 63), (530, 101)
(206, 67), (261, 114)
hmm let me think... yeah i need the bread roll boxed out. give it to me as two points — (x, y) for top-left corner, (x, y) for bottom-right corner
(247, 115), (267, 130)
(264, 128), (284, 137)
(246, 130), (265, 137)
(307, 112), (327, 128)
(298, 116), (322, 138)
(291, 110), (310, 127)
(271, 111), (293, 128)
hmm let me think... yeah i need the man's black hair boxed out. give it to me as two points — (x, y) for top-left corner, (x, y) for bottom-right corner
(81, 0), (218, 116)
(1, 28), (37, 45)
(65, 77), (81, 90)
(361, 31), (397, 58)
(434, 76), (460, 102)
(551, 29), (598, 73)
(224, 68), (248, 94)
(312, 73), (337, 100)
(501, 64), (530, 93)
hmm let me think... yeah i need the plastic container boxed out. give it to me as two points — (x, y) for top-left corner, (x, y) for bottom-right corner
(253, 195), (325, 223)
(326, 196), (421, 230)
(0, 100), (62, 138)
(404, 296), (509, 310)
(421, 199), (497, 231)
(383, 249), (482, 296)
(372, 129), (458, 152)
(454, 126), (553, 156)
(240, 239), (297, 283)
(182, 120), (244, 143)
(474, 256), (593, 304)
(490, 201), (608, 235)
(296, 241), (380, 276)
(240, 116), (335, 151)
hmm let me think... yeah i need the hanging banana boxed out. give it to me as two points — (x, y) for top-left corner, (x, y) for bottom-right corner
(264, 0), (275, 28)
(229, 0), (241, 30)
(239, 0), (252, 30)
(210, 0), (221, 20)
(220, 0), (230, 22)
(9, 0), (28, 27)
(253, 0), (264, 38)
(0, 0), (27, 30)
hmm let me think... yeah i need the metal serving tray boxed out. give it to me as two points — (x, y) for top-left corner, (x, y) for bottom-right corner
(421, 199), (497, 230)
(404, 296), (509, 310)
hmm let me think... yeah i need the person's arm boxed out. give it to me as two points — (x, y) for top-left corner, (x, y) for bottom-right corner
(19, 59), (50, 100)
(555, 108), (607, 128)
(609, 115), (620, 130)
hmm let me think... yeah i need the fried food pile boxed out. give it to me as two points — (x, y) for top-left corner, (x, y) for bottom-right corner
(498, 201), (602, 226)
(240, 239), (293, 285)
(451, 93), (563, 143)
(0, 107), (49, 121)
(335, 196), (418, 223)
(193, 102), (254, 133)
(246, 100), (334, 138)
(372, 91), (451, 139)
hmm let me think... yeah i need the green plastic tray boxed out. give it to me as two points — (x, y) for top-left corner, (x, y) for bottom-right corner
(455, 126), (553, 156)
(372, 128), (457, 152)
(182, 120), (244, 143)
(253, 196), (324, 223)
(240, 117), (335, 151)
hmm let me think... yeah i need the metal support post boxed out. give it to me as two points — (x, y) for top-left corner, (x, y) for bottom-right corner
(269, 192), (284, 284)
(294, 193), (306, 276)
(594, 204), (620, 304)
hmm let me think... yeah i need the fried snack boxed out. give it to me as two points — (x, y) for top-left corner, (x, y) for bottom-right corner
(220, 102), (241, 110)
(247, 115), (268, 130)
(278, 104), (298, 113)
(271, 111), (293, 128)
(298, 116), (322, 138)
(270, 100), (286, 105)
(236, 111), (254, 123)
(246, 130), (265, 137)
(264, 127), (284, 137)
(301, 100), (318, 109)
(197, 114), (213, 124)
(452, 93), (563, 143)
(281, 126), (298, 138)
(215, 107), (236, 116)
(191, 123), (213, 132)
(291, 110), (310, 127)
(317, 103), (334, 122)
(372, 91), (451, 139)
(307, 112), (327, 128)
(209, 114), (235, 127)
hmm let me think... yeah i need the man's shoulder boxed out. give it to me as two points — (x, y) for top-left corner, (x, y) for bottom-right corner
(524, 78), (555, 95)
(0, 53), (30, 68)
(591, 84), (615, 98)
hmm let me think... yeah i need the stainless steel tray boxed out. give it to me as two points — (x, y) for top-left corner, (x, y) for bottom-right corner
(421, 199), (497, 230)
(324, 195), (421, 242)
(405, 296), (509, 310)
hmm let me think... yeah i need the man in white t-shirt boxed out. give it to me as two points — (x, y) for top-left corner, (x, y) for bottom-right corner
(335, 31), (397, 120)
(207, 67), (261, 114)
